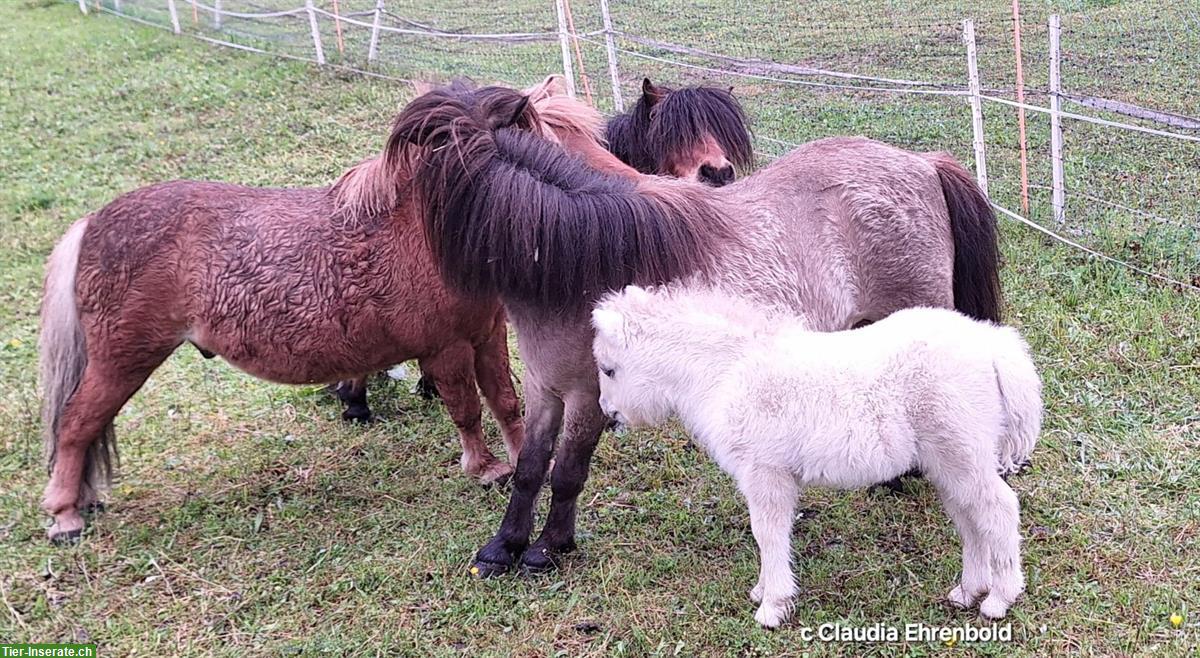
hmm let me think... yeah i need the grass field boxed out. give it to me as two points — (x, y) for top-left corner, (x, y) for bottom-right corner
(2, 1), (1199, 656)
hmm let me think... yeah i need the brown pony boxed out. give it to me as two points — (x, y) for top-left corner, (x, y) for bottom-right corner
(605, 78), (754, 186)
(37, 84), (537, 544)
(394, 84), (1002, 576)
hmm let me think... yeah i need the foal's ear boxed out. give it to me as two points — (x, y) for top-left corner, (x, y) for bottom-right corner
(623, 285), (652, 305)
(642, 78), (667, 107)
(591, 309), (626, 345)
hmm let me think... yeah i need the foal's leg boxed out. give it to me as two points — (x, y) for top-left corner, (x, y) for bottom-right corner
(932, 486), (992, 610)
(473, 317), (524, 464)
(520, 389), (607, 572)
(737, 467), (799, 628)
(973, 473), (1024, 619)
(472, 381), (564, 577)
(334, 376), (372, 423)
(419, 343), (510, 485)
(42, 358), (163, 543)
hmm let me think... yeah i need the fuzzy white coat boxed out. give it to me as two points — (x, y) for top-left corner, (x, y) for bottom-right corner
(591, 285), (1042, 627)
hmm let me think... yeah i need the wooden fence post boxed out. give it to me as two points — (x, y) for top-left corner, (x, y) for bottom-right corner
(368, 0), (384, 62)
(1049, 14), (1065, 223)
(78, 0), (87, 13)
(213, 0), (221, 29)
(554, 0), (577, 98)
(599, 0), (623, 111)
(305, 0), (326, 65)
(963, 19), (989, 197)
(1012, 0), (1030, 213)
(166, 0), (181, 34)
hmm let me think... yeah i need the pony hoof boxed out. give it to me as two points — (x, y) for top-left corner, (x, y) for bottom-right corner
(84, 500), (106, 515)
(754, 602), (789, 629)
(475, 462), (514, 487)
(519, 547), (561, 574)
(48, 527), (82, 546)
(341, 406), (373, 424)
(470, 558), (511, 579)
(978, 594), (1011, 620)
(947, 584), (978, 609)
(414, 376), (441, 400)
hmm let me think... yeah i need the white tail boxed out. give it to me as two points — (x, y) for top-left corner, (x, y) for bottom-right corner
(39, 217), (114, 494)
(992, 328), (1042, 475)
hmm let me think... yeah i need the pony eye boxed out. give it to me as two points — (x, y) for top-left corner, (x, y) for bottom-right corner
(601, 367), (615, 378)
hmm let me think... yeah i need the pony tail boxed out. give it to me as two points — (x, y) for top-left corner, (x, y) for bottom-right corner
(41, 217), (116, 498)
(927, 153), (1004, 322)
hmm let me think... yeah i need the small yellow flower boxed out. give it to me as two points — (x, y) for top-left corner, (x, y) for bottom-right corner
(469, 566), (480, 576)
(8, 338), (21, 348)
(945, 637), (957, 648)
(1170, 613), (1183, 628)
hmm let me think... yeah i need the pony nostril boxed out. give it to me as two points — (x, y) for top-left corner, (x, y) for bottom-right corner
(698, 164), (735, 187)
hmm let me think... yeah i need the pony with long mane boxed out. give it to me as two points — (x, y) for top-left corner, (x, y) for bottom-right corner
(36, 82), (545, 543)
(605, 78), (754, 186)
(392, 83), (1003, 576)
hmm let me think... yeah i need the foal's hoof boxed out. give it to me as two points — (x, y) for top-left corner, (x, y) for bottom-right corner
(978, 593), (1011, 620)
(341, 406), (373, 424)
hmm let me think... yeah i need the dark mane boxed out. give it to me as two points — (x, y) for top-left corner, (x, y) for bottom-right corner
(605, 84), (754, 175)
(392, 85), (736, 309)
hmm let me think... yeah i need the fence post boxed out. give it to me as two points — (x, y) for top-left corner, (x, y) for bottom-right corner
(599, 0), (623, 111)
(78, 0), (87, 14)
(1011, 0), (1030, 213)
(962, 19), (989, 197)
(114, 0), (121, 12)
(305, 0), (326, 65)
(554, 0), (577, 98)
(1049, 14), (1065, 223)
(368, 0), (384, 62)
(212, 0), (220, 29)
(166, 0), (181, 34)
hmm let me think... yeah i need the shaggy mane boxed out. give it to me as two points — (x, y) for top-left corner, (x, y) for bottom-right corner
(391, 83), (740, 309)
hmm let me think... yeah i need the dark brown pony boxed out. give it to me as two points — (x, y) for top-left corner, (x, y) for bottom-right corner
(394, 84), (1001, 576)
(37, 84), (535, 543)
(605, 78), (754, 186)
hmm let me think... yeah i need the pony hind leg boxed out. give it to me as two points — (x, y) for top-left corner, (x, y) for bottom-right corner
(973, 473), (1024, 618)
(472, 315), (525, 464)
(418, 344), (510, 485)
(520, 389), (607, 573)
(42, 355), (166, 543)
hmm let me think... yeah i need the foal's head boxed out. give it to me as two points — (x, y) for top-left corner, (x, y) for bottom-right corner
(608, 78), (754, 186)
(592, 286), (676, 431)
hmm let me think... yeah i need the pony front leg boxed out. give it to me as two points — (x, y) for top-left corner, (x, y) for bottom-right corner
(521, 391), (607, 573)
(419, 346), (510, 485)
(472, 383), (564, 577)
(738, 466), (799, 628)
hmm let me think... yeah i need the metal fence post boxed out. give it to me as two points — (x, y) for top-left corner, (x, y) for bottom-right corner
(212, 0), (221, 29)
(1049, 14), (1065, 223)
(599, 0), (623, 111)
(554, 0), (577, 98)
(166, 0), (181, 33)
(305, 0), (326, 65)
(368, 0), (385, 62)
(962, 19), (989, 197)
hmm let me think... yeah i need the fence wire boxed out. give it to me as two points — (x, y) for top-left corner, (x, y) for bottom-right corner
(78, 0), (1199, 293)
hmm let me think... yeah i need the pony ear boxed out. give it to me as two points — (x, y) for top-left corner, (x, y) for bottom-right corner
(623, 284), (652, 305)
(591, 309), (626, 345)
(543, 74), (569, 97)
(642, 78), (666, 107)
(487, 95), (532, 130)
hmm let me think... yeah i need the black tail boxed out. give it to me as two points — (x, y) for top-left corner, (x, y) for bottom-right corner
(391, 84), (734, 309)
(928, 154), (1003, 322)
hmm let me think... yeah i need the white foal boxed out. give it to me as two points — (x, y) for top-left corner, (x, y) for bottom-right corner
(591, 285), (1041, 628)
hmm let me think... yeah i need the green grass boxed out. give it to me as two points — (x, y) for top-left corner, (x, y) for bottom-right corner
(1, 1), (1199, 656)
